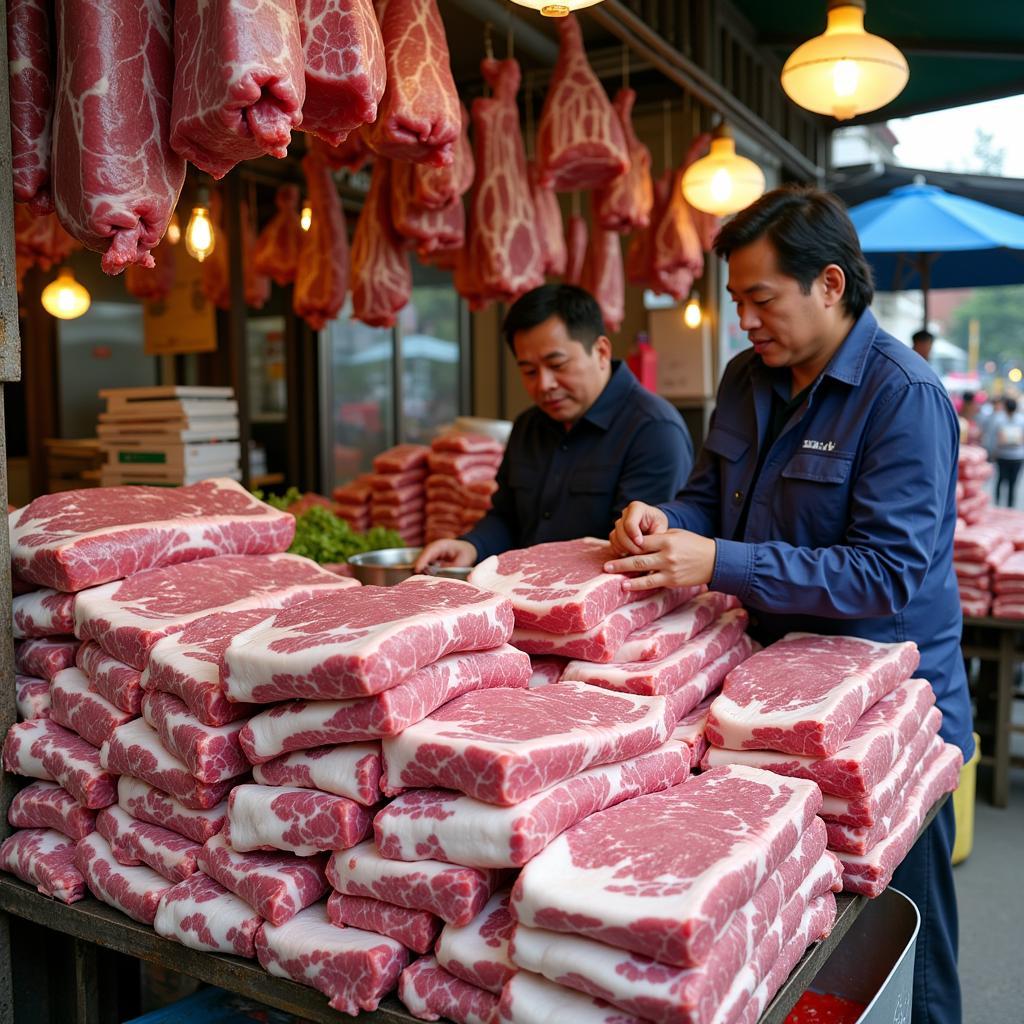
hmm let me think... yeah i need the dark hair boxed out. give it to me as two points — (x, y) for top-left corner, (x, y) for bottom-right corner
(1006, 397), (1018, 415)
(962, 390), (976, 404)
(502, 284), (605, 352)
(912, 330), (934, 346)
(714, 185), (874, 319)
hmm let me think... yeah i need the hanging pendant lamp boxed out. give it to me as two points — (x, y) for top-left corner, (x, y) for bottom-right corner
(508, 0), (604, 16)
(681, 124), (765, 217)
(41, 267), (91, 320)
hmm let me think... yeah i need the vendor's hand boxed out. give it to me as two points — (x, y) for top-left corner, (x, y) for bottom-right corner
(414, 538), (477, 573)
(609, 501), (670, 556)
(604, 530), (716, 591)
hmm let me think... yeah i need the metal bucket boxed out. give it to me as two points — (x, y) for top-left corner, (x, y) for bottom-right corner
(426, 564), (473, 581)
(346, 547), (422, 586)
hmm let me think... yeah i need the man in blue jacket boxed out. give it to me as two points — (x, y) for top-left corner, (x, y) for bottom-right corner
(608, 186), (971, 1024)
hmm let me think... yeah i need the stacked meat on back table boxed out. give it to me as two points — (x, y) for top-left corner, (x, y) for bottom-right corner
(702, 633), (964, 897)
(331, 473), (374, 532)
(367, 443), (430, 547)
(957, 444), (993, 526)
(953, 521), (1010, 618)
(424, 432), (503, 543)
(992, 549), (1024, 619)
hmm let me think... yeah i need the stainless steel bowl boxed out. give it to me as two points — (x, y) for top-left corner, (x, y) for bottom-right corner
(427, 564), (473, 581)
(347, 547), (423, 586)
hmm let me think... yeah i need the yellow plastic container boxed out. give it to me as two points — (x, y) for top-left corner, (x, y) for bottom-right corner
(952, 732), (981, 865)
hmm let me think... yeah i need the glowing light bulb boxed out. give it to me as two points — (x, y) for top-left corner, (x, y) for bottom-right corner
(166, 212), (181, 245)
(710, 169), (733, 205)
(41, 267), (91, 320)
(684, 297), (703, 330)
(508, 0), (605, 15)
(832, 59), (859, 97)
(300, 204), (313, 232)
(185, 199), (215, 263)
(681, 125), (765, 217)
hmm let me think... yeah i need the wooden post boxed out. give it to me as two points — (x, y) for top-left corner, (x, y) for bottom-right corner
(222, 175), (251, 489)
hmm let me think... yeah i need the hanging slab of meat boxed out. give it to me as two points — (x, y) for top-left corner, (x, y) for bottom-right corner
(399, 956), (500, 1024)
(500, 972), (647, 1024)
(536, 16), (627, 192)
(529, 162), (567, 278)
(253, 185), (302, 285)
(200, 191), (231, 310)
(8, 0), (54, 215)
(226, 784), (372, 856)
(0, 828), (85, 904)
(581, 208), (625, 332)
(75, 552), (351, 670)
(241, 198), (270, 310)
(705, 633), (921, 758)
(297, 0), (385, 145)
(155, 871), (262, 957)
(682, 133), (721, 253)
(327, 840), (501, 926)
(595, 88), (653, 233)
(14, 207), (78, 272)
(470, 59), (544, 305)
(13, 589), (76, 639)
(239, 645), (530, 762)
(76, 831), (171, 923)
(15, 675), (50, 720)
(96, 805), (201, 883)
(101, 719), (236, 810)
(117, 776), (227, 845)
(3, 718), (60, 780)
(76, 642), (143, 715)
(563, 213), (588, 286)
(124, 236), (177, 302)
(414, 103), (474, 210)
(141, 691), (248, 784)
(197, 831), (327, 925)
(9, 478), (295, 593)
(52, 0), (184, 273)
(837, 741), (962, 898)
(613, 592), (740, 664)
(328, 891), (443, 954)
(253, 744), (381, 805)
(469, 538), (649, 634)
(375, 736), (690, 868)
(390, 160), (465, 255)
(435, 890), (515, 994)
(650, 165), (703, 301)
(511, 764), (822, 967)
(315, 129), (373, 172)
(33, 722), (118, 809)
(49, 668), (135, 749)
(16, 639), (79, 685)
(256, 901), (409, 1014)
(294, 147), (349, 330)
(366, 0), (459, 166)
(222, 576), (514, 703)
(169, 0), (305, 178)
(702, 676), (937, 798)
(8, 780), (96, 840)
(626, 169), (666, 291)
(381, 681), (674, 806)
(350, 158), (411, 327)
(561, 608), (749, 697)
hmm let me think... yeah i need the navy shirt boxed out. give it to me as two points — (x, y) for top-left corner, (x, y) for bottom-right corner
(464, 361), (693, 560)
(661, 309), (973, 759)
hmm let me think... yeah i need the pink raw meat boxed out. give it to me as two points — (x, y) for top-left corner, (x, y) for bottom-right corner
(3, 718), (61, 780)
(256, 901), (409, 1014)
(8, 780), (96, 840)
(701, 677), (937, 797)
(594, 88), (653, 232)
(170, 0), (304, 177)
(9, 479), (294, 592)
(240, 645), (530, 762)
(197, 831), (327, 925)
(222, 576), (514, 703)
(561, 609), (749, 697)
(49, 668), (134, 749)
(399, 956), (500, 1024)
(706, 632), (920, 757)
(52, 0), (185, 273)
(500, 972), (647, 1024)
(381, 681), (675, 805)
(530, 159), (567, 278)
(672, 695), (716, 766)
(656, 632), (751, 730)
(375, 736), (690, 868)
(101, 719), (236, 810)
(13, 588), (75, 639)
(436, 891), (516, 994)
(154, 871), (262, 957)
(411, 101), (474, 211)
(511, 765), (822, 968)
(16, 637), (80, 680)
(469, 538), (648, 633)
(15, 675), (50, 720)
(427, 451), (500, 475)
(117, 776), (227, 845)
(96, 805), (201, 882)
(253, 184), (301, 285)
(141, 691), (248, 784)
(0, 827), (85, 903)
(76, 832), (171, 923)
(580, 206), (625, 332)
(328, 891), (442, 954)
(252, 743), (382, 805)
(327, 841), (501, 926)
(34, 722), (117, 808)
(433, 433), (503, 456)
(527, 657), (565, 688)
(370, 483), (424, 507)
(613, 593), (741, 663)
(373, 445), (430, 473)
(76, 642), (143, 715)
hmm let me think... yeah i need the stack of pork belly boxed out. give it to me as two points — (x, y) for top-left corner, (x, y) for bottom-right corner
(957, 444), (992, 526)
(953, 522), (1011, 618)
(424, 433), (502, 544)
(369, 443), (430, 548)
(702, 633), (964, 898)
(991, 549), (1024, 620)
(331, 473), (374, 532)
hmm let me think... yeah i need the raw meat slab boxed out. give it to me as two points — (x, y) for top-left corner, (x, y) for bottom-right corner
(399, 956), (500, 1024)
(239, 645), (530, 763)
(672, 695), (716, 766)
(252, 743), (381, 805)
(436, 891), (516, 994)
(9, 478), (295, 591)
(375, 737), (690, 868)
(255, 901), (408, 1015)
(700, 677), (936, 797)
(8, 781), (96, 840)
(76, 641), (143, 714)
(222, 575), (514, 702)
(706, 632), (920, 757)
(499, 972), (648, 1024)
(96, 805), (201, 883)
(511, 765), (822, 967)
(15, 675), (50, 720)
(3, 719), (61, 780)
(13, 588), (75, 638)
(196, 831), (327, 926)
(327, 841), (501, 926)
(468, 538), (646, 633)
(16, 638), (80, 680)
(327, 891), (442, 954)
(155, 871), (262, 958)
(49, 668), (134, 748)
(35, 722), (118, 808)
(117, 777), (226, 845)
(613, 592), (741, 663)
(0, 827), (85, 903)
(381, 680), (674, 805)
(76, 832), (172, 924)
(527, 657), (565, 688)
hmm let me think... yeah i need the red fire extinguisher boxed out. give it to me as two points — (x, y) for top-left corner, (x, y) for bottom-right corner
(627, 331), (658, 392)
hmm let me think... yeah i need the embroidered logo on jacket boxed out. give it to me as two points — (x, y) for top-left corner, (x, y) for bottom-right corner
(802, 439), (837, 452)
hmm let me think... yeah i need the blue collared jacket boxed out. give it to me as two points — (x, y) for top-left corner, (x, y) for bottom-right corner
(661, 309), (973, 758)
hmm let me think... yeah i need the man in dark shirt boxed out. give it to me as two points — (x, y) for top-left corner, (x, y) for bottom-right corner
(414, 284), (693, 570)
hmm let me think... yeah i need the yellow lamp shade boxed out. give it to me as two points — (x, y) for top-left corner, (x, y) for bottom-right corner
(781, 2), (909, 121)
(185, 204), (215, 262)
(508, 0), (604, 15)
(681, 129), (765, 217)
(41, 268), (91, 320)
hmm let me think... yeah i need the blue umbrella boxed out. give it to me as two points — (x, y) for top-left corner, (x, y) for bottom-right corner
(847, 179), (1024, 328)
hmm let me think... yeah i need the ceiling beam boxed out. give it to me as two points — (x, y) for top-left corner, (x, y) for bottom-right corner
(759, 35), (1024, 61)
